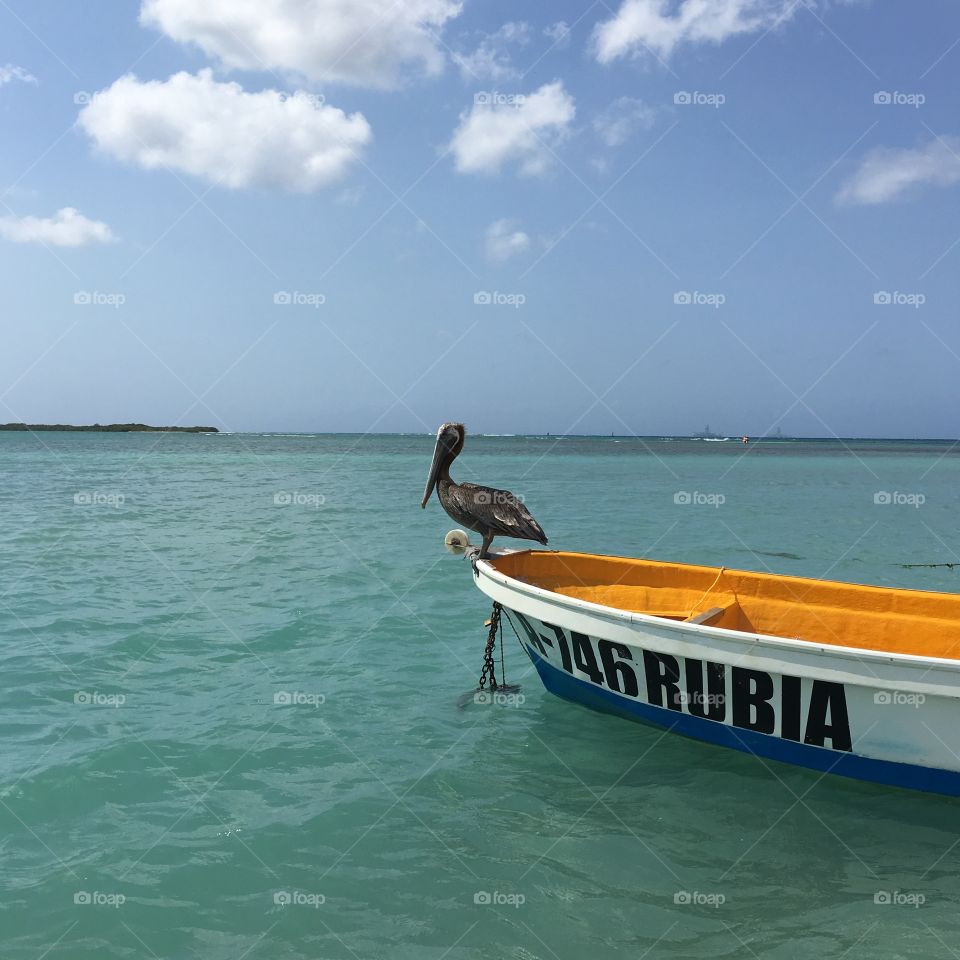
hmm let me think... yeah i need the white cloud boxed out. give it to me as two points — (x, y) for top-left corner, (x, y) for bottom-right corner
(836, 136), (960, 206)
(485, 219), (530, 261)
(0, 64), (37, 86)
(453, 21), (531, 82)
(593, 96), (656, 147)
(544, 21), (571, 49)
(0, 208), (115, 246)
(140, 0), (462, 89)
(448, 80), (575, 176)
(77, 70), (371, 191)
(593, 0), (803, 63)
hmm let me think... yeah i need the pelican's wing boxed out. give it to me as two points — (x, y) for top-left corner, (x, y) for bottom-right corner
(456, 482), (548, 544)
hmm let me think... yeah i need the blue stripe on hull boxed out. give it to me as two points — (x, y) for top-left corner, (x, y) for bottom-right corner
(528, 648), (960, 797)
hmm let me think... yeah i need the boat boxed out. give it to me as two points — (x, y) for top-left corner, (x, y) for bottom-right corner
(473, 549), (960, 796)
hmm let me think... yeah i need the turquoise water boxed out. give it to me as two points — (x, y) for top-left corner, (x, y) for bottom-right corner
(3, 431), (960, 959)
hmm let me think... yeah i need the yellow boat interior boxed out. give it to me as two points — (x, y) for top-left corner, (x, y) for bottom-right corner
(489, 551), (960, 660)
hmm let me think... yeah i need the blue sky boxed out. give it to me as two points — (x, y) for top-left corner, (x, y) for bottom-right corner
(1, 0), (958, 437)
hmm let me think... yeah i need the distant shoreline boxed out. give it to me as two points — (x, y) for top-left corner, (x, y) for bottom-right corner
(0, 423), (218, 433)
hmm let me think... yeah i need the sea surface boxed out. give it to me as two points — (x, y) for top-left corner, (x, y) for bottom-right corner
(2, 431), (960, 959)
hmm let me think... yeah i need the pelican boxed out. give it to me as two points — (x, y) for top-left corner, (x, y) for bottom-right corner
(420, 422), (548, 559)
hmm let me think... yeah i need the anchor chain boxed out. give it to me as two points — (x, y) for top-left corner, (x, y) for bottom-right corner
(478, 602), (502, 691)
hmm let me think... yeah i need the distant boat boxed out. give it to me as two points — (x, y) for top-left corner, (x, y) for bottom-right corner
(473, 549), (960, 796)
(692, 424), (727, 440)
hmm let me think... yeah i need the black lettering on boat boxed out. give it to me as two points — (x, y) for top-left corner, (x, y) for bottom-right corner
(804, 681), (852, 751)
(547, 624), (573, 673)
(780, 675), (802, 742)
(511, 615), (853, 754)
(684, 659), (726, 721)
(731, 668), (776, 734)
(598, 640), (639, 697)
(513, 612), (552, 658)
(572, 632), (604, 685)
(643, 651), (682, 711)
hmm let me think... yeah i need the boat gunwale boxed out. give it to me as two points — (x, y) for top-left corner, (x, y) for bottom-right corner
(478, 551), (960, 672)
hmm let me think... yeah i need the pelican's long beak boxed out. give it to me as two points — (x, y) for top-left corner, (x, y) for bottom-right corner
(421, 434), (445, 508)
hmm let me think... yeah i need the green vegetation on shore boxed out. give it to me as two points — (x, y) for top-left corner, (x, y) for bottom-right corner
(0, 423), (218, 433)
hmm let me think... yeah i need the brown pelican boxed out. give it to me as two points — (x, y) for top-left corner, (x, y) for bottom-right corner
(420, 422), (548, 559)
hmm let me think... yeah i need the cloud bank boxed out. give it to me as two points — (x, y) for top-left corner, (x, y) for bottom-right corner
(140, 0), (462, 89)
(0, 64), (37, 86)
(836, 136), (960, 205)
(0, 208), (115, 246)
(593, 0), (804, 63)
(448, 81), (575, 176)
(78, 70), (371, 191)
